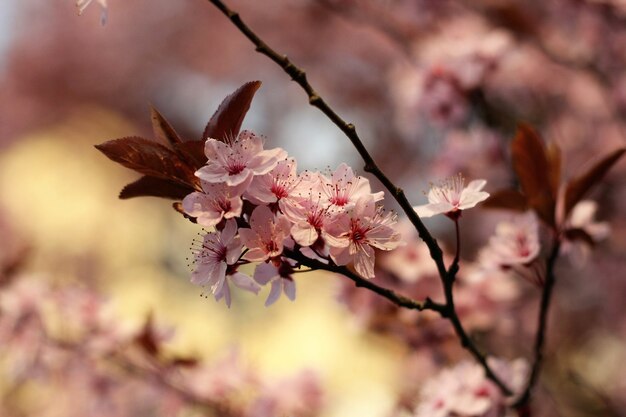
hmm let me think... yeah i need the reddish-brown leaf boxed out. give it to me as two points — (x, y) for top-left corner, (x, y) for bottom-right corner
(150, 106), (183, 148)
(174, 141), (206, 171)
(564, 147), (625, 216)
(134, 313), (160, 357)
(202, 81), (262, 141)
(482, 189), (529, 211)
(546, 141), (562, 198)
(511, 124), (556, 226)
(95, 137), (196, 186)
(119, 176), (195, 200)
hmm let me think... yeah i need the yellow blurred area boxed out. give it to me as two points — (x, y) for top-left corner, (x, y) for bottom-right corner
(0, 109), (404, 417)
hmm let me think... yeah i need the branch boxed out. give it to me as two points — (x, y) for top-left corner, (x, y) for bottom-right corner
(284, 248), (445, 314)
(513, 237), (562, 409)
(205, 0), (512, 396)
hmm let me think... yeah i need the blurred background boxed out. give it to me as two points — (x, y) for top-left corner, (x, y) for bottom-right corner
(1, 1), (626, 416)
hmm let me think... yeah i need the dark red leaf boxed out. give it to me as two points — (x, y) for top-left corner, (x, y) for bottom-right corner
(202, 81), (262, 141)
(119, 176), (195, 200)
(511, 124), (556, 227)
(564, 147), (625, 216)
(482, 189), (529, 211)
(546, 141), (562, 198)
(174, 141), (206, 171)
(135, 313), (159, 357)
(150, 106), (183, 148)
(95, 136), (196, 187)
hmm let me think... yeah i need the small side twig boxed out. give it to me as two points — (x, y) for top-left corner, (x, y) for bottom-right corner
(284, 248), (445, 314)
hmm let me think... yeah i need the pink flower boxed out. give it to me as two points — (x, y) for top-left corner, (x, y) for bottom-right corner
(190, 220), (260, 307)
(182, 179), (249, 227)
(325, 196), (402, 279)
(318, 163), (384, 211)
(253, 260), (297, 306)
(196, 130), (287, 187)
(562, 200), (610, 266)
(76, 0), (108, 25)
(414, 358), (527, 417)
(239, 205), (292, 262)
(245, 158), (314, 216)
(283, 191), (334, 247)
(413, 174), (489, 219)
(485, 212), (540, 267)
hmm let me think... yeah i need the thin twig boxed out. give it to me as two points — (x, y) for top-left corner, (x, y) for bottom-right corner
(284, 248), (445, 314)
(205, 0), (512, 395)
(513, 237), (562, 409)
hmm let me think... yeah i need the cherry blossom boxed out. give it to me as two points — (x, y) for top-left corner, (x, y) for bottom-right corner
(562, 200), (610, 265)
(318, 163), (383, 211)
(190, 220), (260, 307)
(325, 196), (402, 279)
(253, 260), (297, 306)
(284, 191), (334, 247)
(245, 158), (314, 216)
(196, 131), (287, 187)
(182, 180), (249, 227)
(76, 0), (108, 25)
(484, 212), (540, 267)
(238, 205), (292, 262)
(413, 174), (490, 219)
(414, 358), (527, 417)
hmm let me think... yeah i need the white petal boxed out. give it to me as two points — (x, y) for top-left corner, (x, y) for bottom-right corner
(230, 272), (261, 294)
(248, 148), (287, 175)
(253, 263), (279, 285)
(265, 280), (282, 306)
(291, 223), (319, 247)
(466, 179), (487, 192)
(354, 246), (375, 279)
(221, 219), (238, 243)
(283, 279), (296, 301)
(458, 190), (490, 210)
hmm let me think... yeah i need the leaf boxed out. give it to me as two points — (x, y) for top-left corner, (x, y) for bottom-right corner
(202, 81), (262, 141)
(95, 137), (196, 186)
(546, 141), (562, 198)
(564, 147), (625, 216)
(174, 141), (206, 171)
(119, 176), (195, 200)
(482, 189), (529, 211)
(135, 313), (160, 357)
(150, 106), (183, 148)
(511, 124), (556, 227)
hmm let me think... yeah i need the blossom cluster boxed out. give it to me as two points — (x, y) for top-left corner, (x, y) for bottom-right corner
(410, 358), (527, 417)
(0, 274), (324, 417)
(184, 130), (401, 306)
